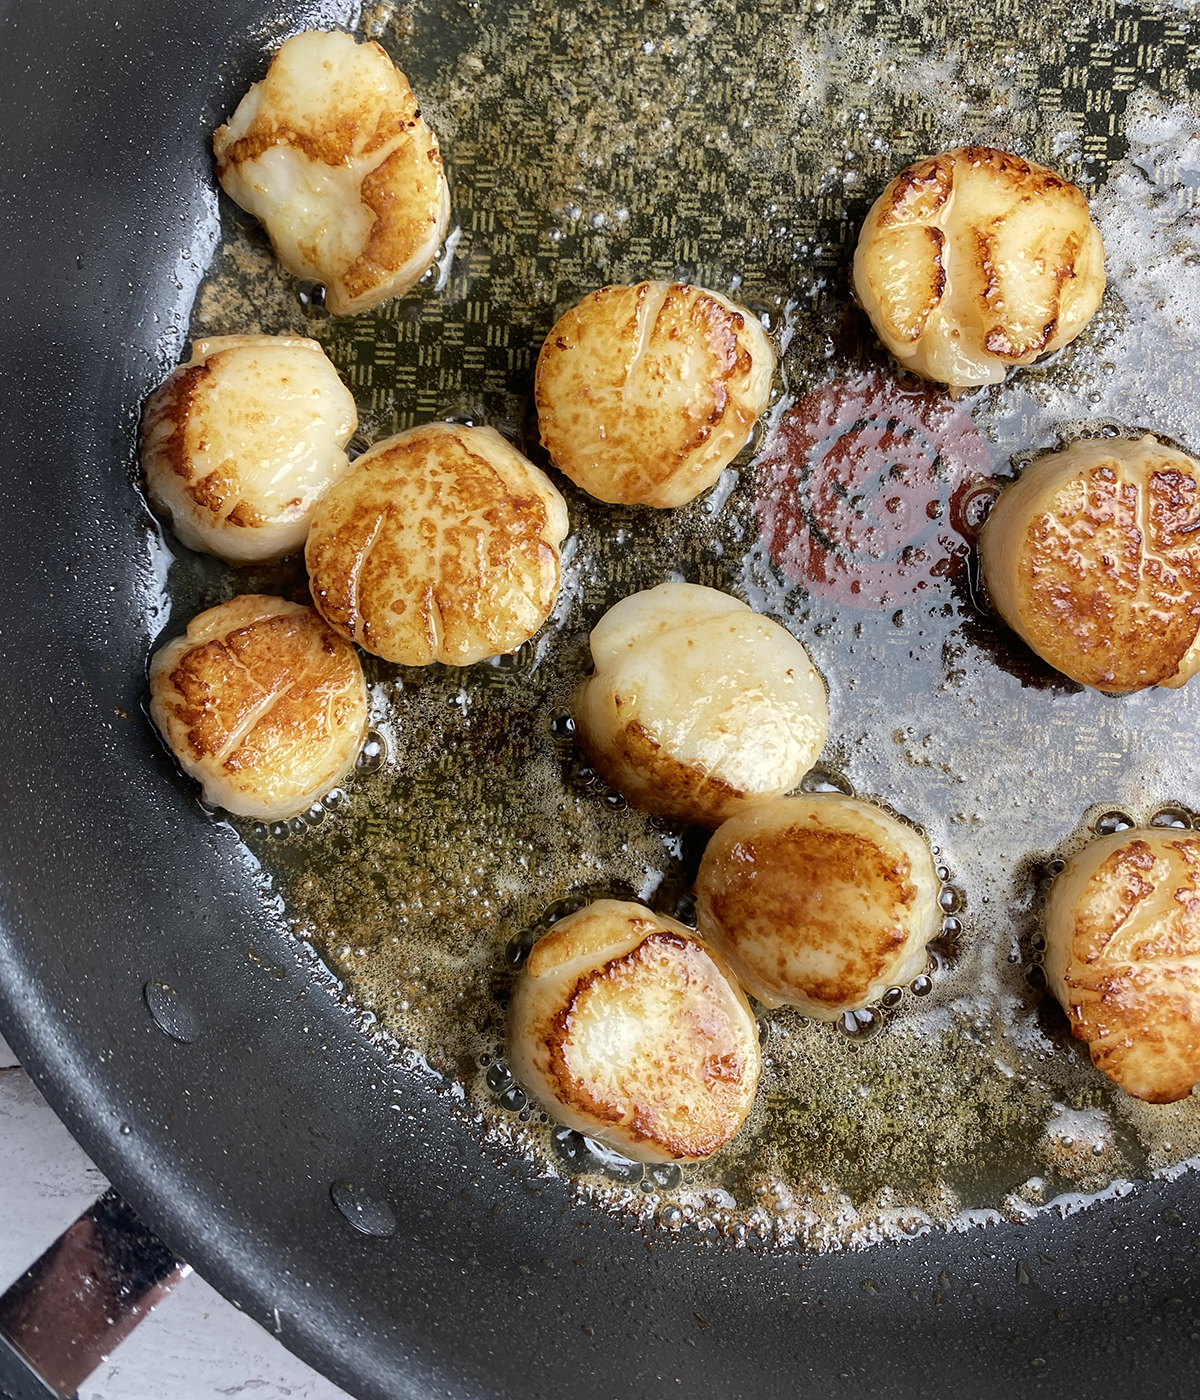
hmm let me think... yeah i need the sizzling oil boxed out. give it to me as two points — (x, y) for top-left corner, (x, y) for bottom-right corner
(171, 0), (1200, 1250)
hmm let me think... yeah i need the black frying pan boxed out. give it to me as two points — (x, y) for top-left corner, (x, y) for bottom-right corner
(2, 1), (1200, 1397)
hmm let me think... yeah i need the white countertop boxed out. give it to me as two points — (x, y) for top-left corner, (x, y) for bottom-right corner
(0, 1033), (353, 1400)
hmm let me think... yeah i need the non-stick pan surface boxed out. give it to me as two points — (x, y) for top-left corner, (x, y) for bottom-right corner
(2, 1), (1200, 1397)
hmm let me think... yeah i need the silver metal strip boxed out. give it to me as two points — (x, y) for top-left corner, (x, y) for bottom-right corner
(0, 1190), (190, 1398)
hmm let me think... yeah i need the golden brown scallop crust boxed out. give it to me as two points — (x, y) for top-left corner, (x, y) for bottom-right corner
(853, 146), (1105, 388)
(1045, 831), (1200, 1103)
(148, 596), (368, 819)
(509, 901), (760, 1162)
(305, 422), (568, 666)
(979, 436), (1200, 692)
(213, 32), (446, 315)
(695, 796), (940, 1016)
(577, 718), (745, 827)
(534, 281), (773, 508)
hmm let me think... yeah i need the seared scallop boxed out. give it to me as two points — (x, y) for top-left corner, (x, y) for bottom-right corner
(573, 582), (828, 826)
(535, 281), (774, 507)
(141, 335), (356, 564)
(695, 795), (941, 1017)
(214, 29), (449, 316)
(305, 421), (569, 666)
(507, 899), (760, 1163)
(853, 146), (1105, 390)
(149, 595), (368, 820)
(978, 434), (1200, 692)
(1045, 828), (1200, 1103)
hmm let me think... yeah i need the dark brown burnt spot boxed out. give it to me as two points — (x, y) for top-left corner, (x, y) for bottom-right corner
(959, 145), (1065, 191)
(928, 227), (946, 298)
(975, 230), (1003, 312)
(226, 500), (268, 528)
(187, 466), (235, 515)
(1150, 469), (1200, 544)
(985, 321), (1055, 359)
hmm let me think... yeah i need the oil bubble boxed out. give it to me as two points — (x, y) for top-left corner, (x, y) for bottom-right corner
(800, 768), (854, 795)
(647, 1162), (682, 1190)
(297, 281), (328, 317)
(505, 928), (536, 969)
(1094, 810), (1135, 836)
(910, 974), (934, 997)
(497, 1083), (527, 1112)
(552, 1126), (590, 1166)
(1150, 807), (1191, 829)
(356, 732), (386, 775)
(543, 894), (589, 924)
(840, 1007), (881, 1038)
(583, 1138), (643, 1184)
(486, 1061), (514, 1094)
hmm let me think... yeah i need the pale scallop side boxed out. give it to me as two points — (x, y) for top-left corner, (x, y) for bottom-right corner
(141, 334), (356, 564)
